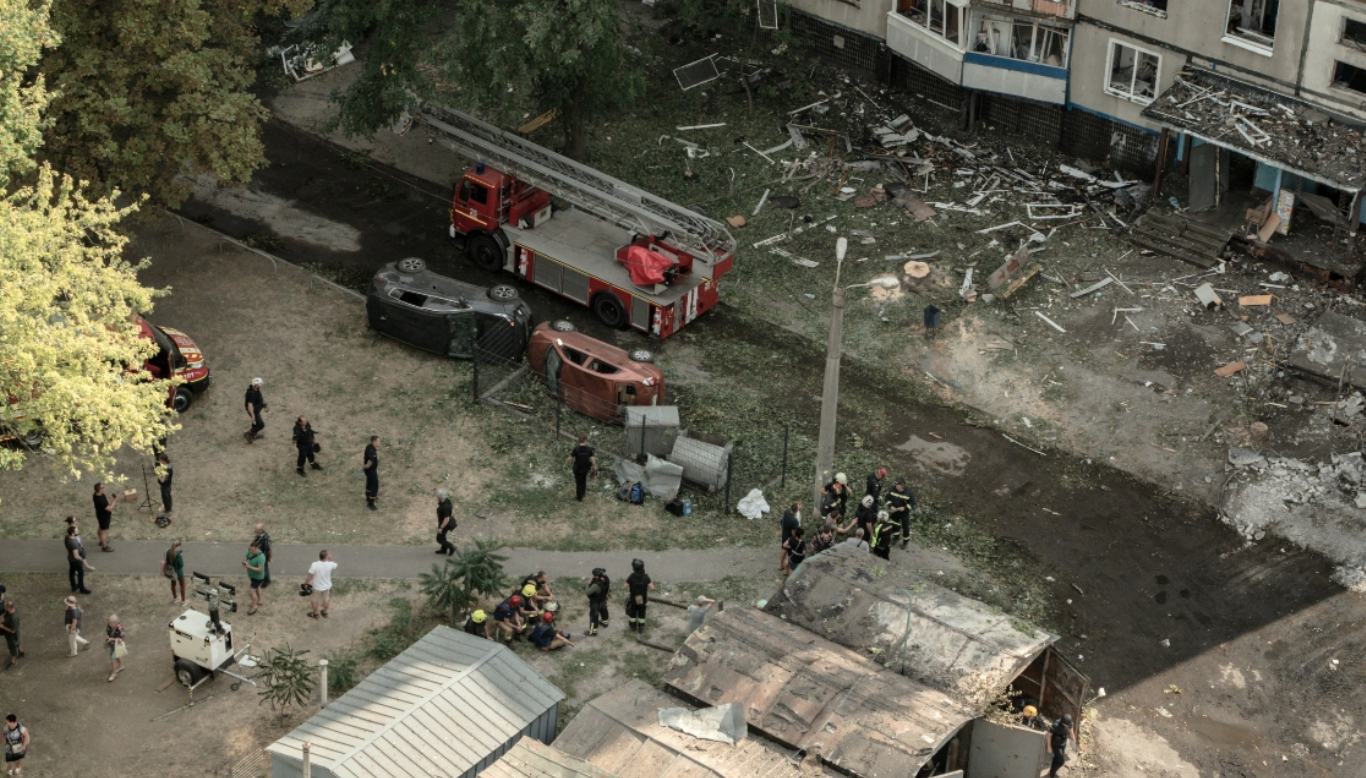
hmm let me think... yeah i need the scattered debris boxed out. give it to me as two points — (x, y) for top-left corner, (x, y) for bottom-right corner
(1239, 294), (1274, 306)
(1069, 277), (1114, 298)
(725, 215), (747, 228)
(1194, 283), (1223, 310)
(1214, 361), (1248, 378)
(1035, 311), (1066, 334)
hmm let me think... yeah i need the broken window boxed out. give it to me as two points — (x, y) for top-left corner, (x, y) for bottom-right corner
(1118, 0), (1168, 15)
(1226, 0), (1277, 48)
(1342, 18), (1366, 51)
(972, 17), (1068, 65)
(900, 0), (965, 48)
(1333, 61), (1366, 95)
(1106, 41), (1160, 104)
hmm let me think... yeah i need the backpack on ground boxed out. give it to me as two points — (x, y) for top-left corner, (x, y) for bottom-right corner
(628, 482), (645, 505)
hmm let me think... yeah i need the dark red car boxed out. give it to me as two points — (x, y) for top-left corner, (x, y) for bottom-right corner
(527, 322), (664, 421)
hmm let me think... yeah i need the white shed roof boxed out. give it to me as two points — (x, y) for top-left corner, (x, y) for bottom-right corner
(267, 626), (564, 778)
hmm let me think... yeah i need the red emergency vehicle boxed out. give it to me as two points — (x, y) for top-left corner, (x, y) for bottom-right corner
(409, 100), (736, 339)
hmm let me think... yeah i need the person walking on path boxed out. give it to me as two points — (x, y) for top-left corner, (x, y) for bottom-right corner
(884, 478), (916, 549)
(865, 467), (887, 510)
(92, 483), (117, 552)
(0, 602), (20, 669)
(242, 543), (266, 615)
(161, 540), (186, 604)
(779, 502), (801, 572)
(1048, 714), (1080, 777)
(157, 452), (174, 516)
(64, 596), (89, 657)
(585, 568), (609, 636)
(64, 525), (93, 594)
(305, 550), (338, 619)
(362, 436), (380, 510)
(566, 436), (597, 502)
(781, 527), (807, 575)
(243, 378), (266, 443)
(252, 524), (274, 590)
(625, 559), (654, 633)
(293, 417), (322, 477)
(686, 595), (718, 634)
(4, 715), (28, 775)
(436, 490), (456, 555)
(104, 615), (125, 682)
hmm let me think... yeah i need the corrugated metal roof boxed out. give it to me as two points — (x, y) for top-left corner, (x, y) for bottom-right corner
(765, 546), (1055, 705)
(483, 739), (623, 778)
(663, 608), (974, 778)
(267, 626), (564, 778)
(555, 681), (837, 778)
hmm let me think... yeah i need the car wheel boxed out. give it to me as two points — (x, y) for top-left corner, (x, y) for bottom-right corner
(628, 348), (655, 364)
(469, 234), (504, 272)
(550, 320), (577, 333)
(172, 387), (193, 413)
(592, 293), (627, 329)
(487, 284), (519, 302)
(175, 659), (203, 688)
(397, 257), (427, 274)
(21, 429), (43, 449)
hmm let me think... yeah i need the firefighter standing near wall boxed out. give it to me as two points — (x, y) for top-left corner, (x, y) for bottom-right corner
(624, 559), (653, 633)
(884, 478), (916, 550)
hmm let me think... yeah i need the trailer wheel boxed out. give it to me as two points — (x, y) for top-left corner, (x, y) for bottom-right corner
(550, 320), (577, 333)
(397, 257), (427, 274)
(487, 284), (519, 302)
(592, 293), (627, 329)
(175, 659), (204, 688)
(172, 387), (193, 413)
(628, 348), (654, 364)
(469, 234), (504, 273)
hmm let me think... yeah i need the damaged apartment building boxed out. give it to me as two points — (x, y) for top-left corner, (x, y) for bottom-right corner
(788, 0), (1366, 277)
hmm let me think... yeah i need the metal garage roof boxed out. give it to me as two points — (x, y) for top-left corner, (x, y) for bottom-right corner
(663, 608), (974, 778)
(555, 680), (836, 778)
(483, 739), (623, 778)
(267, 626), (564, 778)
(765, 546), (1056, 705)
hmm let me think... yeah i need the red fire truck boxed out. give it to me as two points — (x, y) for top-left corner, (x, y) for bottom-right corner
(406, 100), (737, 339)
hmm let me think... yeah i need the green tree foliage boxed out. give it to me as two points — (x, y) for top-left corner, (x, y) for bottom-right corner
(0, 0), (57, 189)
(257, 644), (318, 714)
(419, 538), (507, 621)
(39, 0), (308, 206)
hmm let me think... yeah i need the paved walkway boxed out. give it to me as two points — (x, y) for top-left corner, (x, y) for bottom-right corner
(0, 539), (768, 584)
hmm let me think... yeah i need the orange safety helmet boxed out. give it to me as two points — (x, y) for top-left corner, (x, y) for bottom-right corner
(542, 611), (555, 623)
(509, 595), (523, 607)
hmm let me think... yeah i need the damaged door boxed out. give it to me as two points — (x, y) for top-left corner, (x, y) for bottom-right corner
(1189, 144), (1216, 212)
(967, 720), (1047, 778)
(1041, 648), (1089, 728)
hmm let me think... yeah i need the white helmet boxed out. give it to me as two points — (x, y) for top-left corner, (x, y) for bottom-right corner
(835, 473), (848, 485)
(861, 495), (874, 508)
(436, 489), (449, 500)
(877, 510), (890, 521)
(250, 377), (263, 386)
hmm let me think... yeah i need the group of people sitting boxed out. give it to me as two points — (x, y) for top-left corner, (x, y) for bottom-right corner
(463, 571), (573, 651)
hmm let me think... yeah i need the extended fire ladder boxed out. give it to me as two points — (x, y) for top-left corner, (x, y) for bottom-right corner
(406, 97), (737, 267)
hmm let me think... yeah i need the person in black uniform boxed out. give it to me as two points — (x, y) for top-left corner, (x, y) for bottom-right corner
(293, 417), (322, 477)
(156, 452), (173, 516)
(566, 435), (597, 502)
(436, 489), (456, 555)
(1048, 714), (1079, 777)
(865, 467), (887, 510)
(362, 436), (380, 510)
(871, 511), (898, 560)
(463, 609), (490, 640)
(243, 378), (265, 443)
(92, 482), (117, 552)
(884, 478), (916, 549)
(586, 568), (610, 636)
(625, 559), (654, 633)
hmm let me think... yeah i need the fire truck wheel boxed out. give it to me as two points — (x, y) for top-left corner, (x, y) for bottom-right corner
(550, 320), (577, 333)
(592, 293), (627, 329)
(469, 234), (504, 272)
(487, 284), (519, 302)
(628, 348), (654, 364)
(172, 387), (194, 413)
(175, 659), (204, 688)
(396, 257), (427, 273)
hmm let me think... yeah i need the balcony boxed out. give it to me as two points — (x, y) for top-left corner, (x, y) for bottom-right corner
(972, 0), (1075, 20)
(886, 5), (967, 85)
(962, 52), (1068, 104)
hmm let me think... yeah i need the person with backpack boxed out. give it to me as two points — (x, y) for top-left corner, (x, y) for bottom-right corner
(586, 568), (610, 636)
(625, 559), (654, 633)
(1048, 714), (1079, 777)
(161, 540), (186, 604)
(4, 714), (28, 775)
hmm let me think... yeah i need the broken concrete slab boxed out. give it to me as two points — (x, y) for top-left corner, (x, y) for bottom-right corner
(1228, 447), (1266, 467)
(1285, 311), (1366, 392)
(1194, 283), (1222, 310)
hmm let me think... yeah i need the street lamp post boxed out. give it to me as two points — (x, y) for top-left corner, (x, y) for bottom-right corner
(814, 237), (899, 506)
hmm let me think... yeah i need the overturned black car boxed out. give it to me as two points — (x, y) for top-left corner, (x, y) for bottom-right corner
(366, 258), (533, 361)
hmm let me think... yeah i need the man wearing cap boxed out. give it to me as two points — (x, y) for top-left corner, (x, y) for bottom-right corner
(865, 467), (888, 510)
(586, 568), (609, 636)
(436, 490), (456, 555)
(884, 478), (917, 549)
(464, 609), (490, 640)
(244, 378), (266, 443)
(820, 473), (850, 521)
(531, 611), (572, 651)
(1048, 713), (1080, 777)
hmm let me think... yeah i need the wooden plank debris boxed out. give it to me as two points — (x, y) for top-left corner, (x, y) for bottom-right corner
(1069, 277), (1114, 298)
(1214, 361), (1248, 377)
(1035, 311), (1067, 333)
(1238, 294), (1273, 306)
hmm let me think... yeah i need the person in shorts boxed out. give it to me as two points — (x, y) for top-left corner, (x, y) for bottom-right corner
(305, 550), (338, 619)
(242, 543), (265, 614)
(4, 714), (28, 775)
(92, 483), (117, 552)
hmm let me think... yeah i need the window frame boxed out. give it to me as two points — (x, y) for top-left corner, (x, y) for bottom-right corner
(901, 0), (968, 50)
(972, 14), (1069, 65)
(1104, 39), (1162, 105)
(1222, 0), (1276, 55)
(1331, 60), (1366, 96)
(1117, 0), (1167, 18)
(1341, 17), (1366, 52)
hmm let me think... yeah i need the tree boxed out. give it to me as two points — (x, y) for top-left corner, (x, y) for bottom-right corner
(257, 644), (318, 716)
(0, 0), (57, 190)
(37, 0), (308, 206)
(419, 538), (508, 621)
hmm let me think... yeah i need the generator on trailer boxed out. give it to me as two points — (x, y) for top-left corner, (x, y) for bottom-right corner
(405, 98), (737, 339)
(168, 574), (259, 692)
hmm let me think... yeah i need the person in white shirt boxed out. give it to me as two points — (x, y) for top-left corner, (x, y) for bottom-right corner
(839, 527), (870, 553)
(305, 550), (338, 619)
